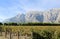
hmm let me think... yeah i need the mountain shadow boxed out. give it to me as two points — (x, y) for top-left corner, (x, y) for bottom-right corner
(36, 14), (44, 22)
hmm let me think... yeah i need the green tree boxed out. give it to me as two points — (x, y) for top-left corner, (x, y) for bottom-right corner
(0, 22), (3, 25)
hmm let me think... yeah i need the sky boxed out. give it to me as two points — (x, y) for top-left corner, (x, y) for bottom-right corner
(0, 0), (60, 22)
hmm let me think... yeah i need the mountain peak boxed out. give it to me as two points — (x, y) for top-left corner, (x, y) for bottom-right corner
(16, 13), (24, 16)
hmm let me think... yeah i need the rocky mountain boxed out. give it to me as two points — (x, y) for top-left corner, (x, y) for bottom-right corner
(3, 8), (60, 23)
(25, 11), (44, 23)
(3, 14), (25, 23)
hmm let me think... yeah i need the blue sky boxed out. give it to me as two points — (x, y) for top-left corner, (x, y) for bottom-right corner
(0, 0), (60, 22)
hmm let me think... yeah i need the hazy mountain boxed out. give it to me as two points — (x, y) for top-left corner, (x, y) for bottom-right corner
(3, 14), (25, 23)
(3, 8), (60, 23)
(25, 11), (44, 23)
(43, 8), (60, 23)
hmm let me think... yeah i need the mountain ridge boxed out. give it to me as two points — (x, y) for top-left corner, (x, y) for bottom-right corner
(3, 8), (60, 23)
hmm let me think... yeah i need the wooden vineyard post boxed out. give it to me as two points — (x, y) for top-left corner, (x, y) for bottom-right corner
(54, 31), (58, 39)
(10, 32), (12, 39)
(0, 27), (3, 36)
(17, 31), (19, 39)
(5, 28), (7, 38)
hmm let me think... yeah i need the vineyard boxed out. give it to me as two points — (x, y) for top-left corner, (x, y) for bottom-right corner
(0, 26), (60, 39)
